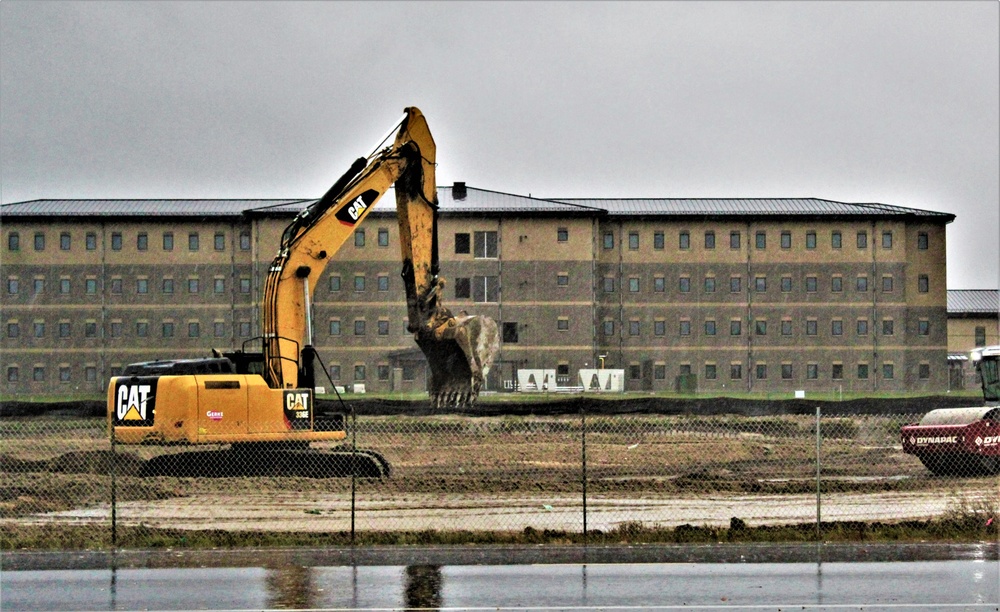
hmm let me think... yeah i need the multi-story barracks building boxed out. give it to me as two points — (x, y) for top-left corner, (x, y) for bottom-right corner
(1, 183), (954, 395)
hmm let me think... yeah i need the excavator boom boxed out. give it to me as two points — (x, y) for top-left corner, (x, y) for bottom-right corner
(263, 107), (499, 407)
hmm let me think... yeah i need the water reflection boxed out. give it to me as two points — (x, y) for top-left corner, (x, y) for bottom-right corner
(404, 565), (443, 610)
(265, 565), (317, 609)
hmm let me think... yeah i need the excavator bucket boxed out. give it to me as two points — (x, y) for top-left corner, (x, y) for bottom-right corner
(416, 314), (500, 409)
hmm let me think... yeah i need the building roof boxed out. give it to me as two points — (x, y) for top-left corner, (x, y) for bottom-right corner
(550, 197), (956, 221)
(2, 188), (955, 222)
(947, 289), (999, 315)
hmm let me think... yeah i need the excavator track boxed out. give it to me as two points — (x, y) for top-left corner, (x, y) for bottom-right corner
(139, 444), (390, 479)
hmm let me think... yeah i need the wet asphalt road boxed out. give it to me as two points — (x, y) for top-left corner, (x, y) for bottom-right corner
(2, 544), (999, 611)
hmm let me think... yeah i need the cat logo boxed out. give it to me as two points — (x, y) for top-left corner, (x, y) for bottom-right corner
(283, 389), (312, 430)
(114, 380), (157, 426)
(334, 189), (380, 226)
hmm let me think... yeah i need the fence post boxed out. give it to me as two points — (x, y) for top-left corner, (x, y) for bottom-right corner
(581, 405), (588, 545)
(110, 427), (117, 549)
(351, 406), (357, 546)
(815, 405), (822, 541)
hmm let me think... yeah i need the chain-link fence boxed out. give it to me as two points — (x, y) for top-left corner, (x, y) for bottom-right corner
(2, 408), (998, 549)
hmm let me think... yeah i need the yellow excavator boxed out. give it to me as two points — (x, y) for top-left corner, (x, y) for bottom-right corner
(108, 107), (500, 476)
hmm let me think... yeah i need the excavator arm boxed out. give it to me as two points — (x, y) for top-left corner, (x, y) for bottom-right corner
(261, 107), (499, 407)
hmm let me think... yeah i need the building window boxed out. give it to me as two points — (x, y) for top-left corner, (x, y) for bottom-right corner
(329, 320), (341, 336)
(781, 277), (792, 292)
(806, 320), (817, 336)
(805, 276), (817, 292)
(629, 320), (640, 336)
(919, 363), (930, 379)
(730, 319), (742, 336)
(214, 233), (225, 251)
(111, 232), (122, 251)
(163, 232), (174, 251)
(730, 231), (741, 249)
(378, 320), (390, 335)
(654, 231), (665, 250)
(240, 232), (251, 250)
(34, 232), (45, 251)
(557, 274), (569, 287)
(857, 319), (869, 335)
(377, 365), (390, 381)
(6, 278), (17, 295)
(755, 231), (766, 249)
(831, 319), (843, 336)
(557, 227), (568, 242)
(602, 232), (614, 250)
(188, 233), (199, 251)
(654, 320), (666, 336)
(353, 229), (365, 248)
(756, 364), (767, 380)
(654, 365), (667, 380)
(782, 364), (793, 379)
(705, 320), (716, 336)
(917, 232), (928, 250)
(137, 233), (148, 251)
(136, 322), (149, 337)
(679, 320), (691, 336)
(354, 320), (366, 335)
(85, 279), (97, 294)
(755, 320), (767, 336)
(918, 319), (930, 336)
(474, 231), (498, 258)
(329, 275), (341, 292)
(856, 276), (868, 292)
(136, 278), (149, 294)
(557, 317), (570, 332)
(754, 276), (766, 292)
(780, 231), (791, 249)
(704, 231), (715, 249)
(678, 231), (689, 250)
(831, 276), (843, 292)
(188, 278), (199, 294)
(629, 277), (640, 292)
(704, 277), (716, 293)
(805, 231), (817, 249)
(329, 365), (341, 380)
(34, 322), (45, 338)
(628, 232), (639, 250)
(502, 322), (519, 343)
(883, 319), (894, 336)
(730, 364), (743, 380)
(781, 320), (792, 336)
(807, 364), (819, 379)
(455, 233), (470, 254)
(162, 322), (175, 338)
(162, 278), (174, 294)
(355, 365), (366, 381)
(111, 322), (123, 338)
(214, 278), (225, 293)
(214, 322), (226, 338)
(975, 326), (987, 347)
(603, 277), (615, 293)
(7, 322), (18, 338)
(705, 364), (717, 380)
(472, 276), (500, 302)
(240, 278), (251, 294)
(832, 364), (843, 380)
(378, 275), (389, 292)
(881, 231), (892, 249)
(455, 277), (471, 299)
(629, 365), (641, 380)
(58, 322), (71, 338)
(882, 276), (893, 292)
(8, 232), (19, 251)
(918, 275), (929, 293)
(831, 231), (842, 249)
(730, 276), (741, 293)
(678, 276), (690, 293)
(188, 322), (200, 338)
(60, 233), (71, 251)
(354, 275), (365, 291)
(33, 278), (45, 294)
(85, 322), (97, 338)
(33, 366), (45, 382)
(602, 320), (615, 336)
(85, 367), (97, 382)
(883, 363), (894, 380)
(857, 363), (869, 379)
(856, 231), (867, 249)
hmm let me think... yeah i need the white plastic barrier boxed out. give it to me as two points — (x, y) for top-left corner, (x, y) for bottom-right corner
(578, 369), (625, 392)
(516, 369), (557, 392)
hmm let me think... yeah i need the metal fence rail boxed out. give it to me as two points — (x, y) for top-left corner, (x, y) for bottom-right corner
(1, 409), (997, 549)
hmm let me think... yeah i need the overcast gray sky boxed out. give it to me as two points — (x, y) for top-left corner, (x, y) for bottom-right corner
(2, 1), (997, 290)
